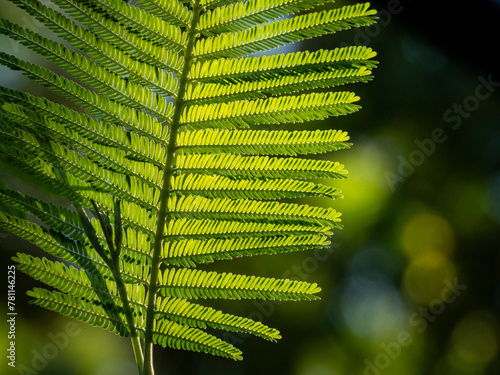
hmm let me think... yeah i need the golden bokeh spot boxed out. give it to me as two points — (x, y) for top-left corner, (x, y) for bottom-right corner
(403, 251), (456, 304)
(451, 312), (499, 364)
(401, 213), (456, 258)
(323, 141), (392, 236)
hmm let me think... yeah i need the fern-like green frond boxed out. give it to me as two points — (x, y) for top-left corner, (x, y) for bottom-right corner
(134, 0), (191, 27)
(15, 253), (114, 299)
(0, 126), (158, 210)
(164, 218), (333, 240)
(0, 141), (89, 206)
(164, 234), (330, 267)
(177, 128), (351, 155)
(85, 0), (188, 51)
(0, 86), (169, 148)
(190, 46), (377, 83)
(27, 275), (242, 359)
(198, 0), (336, 35)
(186, 67), (373, 104)
(8, 0), (183, 75)
(0, 0), (378, 368)
(15, 253), (148, 306)
(0, 189), (86, 241)
(46, 0), (184, 73)
(176, 153), (348, 179)
(168, 195), (342, 227)
(0, 52), (173, 127)
(171, 174), (343, 200)
(158, 268), (321, 300)
(0, 212), (115, 279)
(28, 288), (131, 336)
(151, 319), (243, 360)
(155, 297), (280, 341)
(182, 91), (360, 129)
(0, 18), (178, 99)
(194, 3), (376, 59)
(2, 104), (164, 189)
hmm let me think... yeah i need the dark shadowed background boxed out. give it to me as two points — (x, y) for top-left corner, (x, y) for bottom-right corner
(1, 0), (499, 374)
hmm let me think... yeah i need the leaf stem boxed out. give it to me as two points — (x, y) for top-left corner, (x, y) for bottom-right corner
(75, 201), (144, 372)
(142, 2), (202, 374)
(110, 260), (145, 373)
(109, 200), (143, 372)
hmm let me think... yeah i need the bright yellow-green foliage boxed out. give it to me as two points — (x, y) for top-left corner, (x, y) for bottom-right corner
(0, 0), (377, 372)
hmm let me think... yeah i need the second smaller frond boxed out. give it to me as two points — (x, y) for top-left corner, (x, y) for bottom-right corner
(0, 188), (86, 242)
(14, 253), (113, 300)
(27, 288), (130, 336)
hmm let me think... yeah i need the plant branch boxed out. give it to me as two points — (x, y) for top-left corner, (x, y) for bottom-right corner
(110, 257), (144, 373)
(108, 199), (143, 372)
(142, 1), (202, 374)
(75, 201), (144, 372)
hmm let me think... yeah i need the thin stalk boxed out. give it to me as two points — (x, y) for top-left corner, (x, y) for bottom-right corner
(110, 260), (144, 373)
(109, 200), (144, 373)
(75, 201), (144, 372)
(141, 2), (202, 374)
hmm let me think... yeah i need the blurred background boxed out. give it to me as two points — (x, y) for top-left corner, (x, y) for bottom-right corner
(1, 0), (499, 374)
